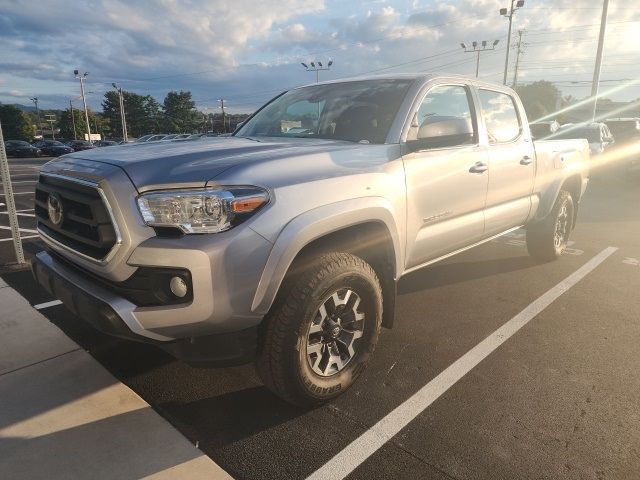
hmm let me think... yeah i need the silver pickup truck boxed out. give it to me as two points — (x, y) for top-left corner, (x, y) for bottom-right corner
(32, 74), (589, 406)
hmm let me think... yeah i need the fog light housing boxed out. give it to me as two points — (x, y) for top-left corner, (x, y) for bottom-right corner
(169, 276), (188, 298)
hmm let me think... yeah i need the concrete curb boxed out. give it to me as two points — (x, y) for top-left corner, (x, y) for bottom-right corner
(0, 283), (232, 479)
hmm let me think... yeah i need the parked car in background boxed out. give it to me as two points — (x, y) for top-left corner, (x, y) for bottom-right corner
(529, 120), (560, 140)
(134, 134), (156, 143)
(32, 74), (590, 406)
(604, 118), (640, 171)
(66, 140), (96, 152)
(95, 140), (119, 147)
(4, 140), (41, 157)
(146, 134), (168, 142)
(33, 140), (73, 156)
(551, 122), (614, 157)
(134, 134), (169, 142)
(159, 134), (179, 141)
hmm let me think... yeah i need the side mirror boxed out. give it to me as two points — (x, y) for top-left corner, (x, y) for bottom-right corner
(406, 116), (474, 151)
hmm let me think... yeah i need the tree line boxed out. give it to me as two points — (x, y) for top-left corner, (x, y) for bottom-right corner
(1, 89), (249, 141)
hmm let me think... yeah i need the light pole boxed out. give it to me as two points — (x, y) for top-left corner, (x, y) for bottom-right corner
(112, 82), (128, 142)
(461, 40), (499, 78)
(301, 59), (333, 83)
(30, 97), (41, 138)
(218, 99), (227, 133)
(591, 0), (609, 121)
(74, 70), (92, 142)
(69, 100), (77, 140)
(500, 0), (525, 85)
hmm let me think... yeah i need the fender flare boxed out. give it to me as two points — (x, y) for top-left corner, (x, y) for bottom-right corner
(250, 197), (403, 315)
(534, 173), (585, 222)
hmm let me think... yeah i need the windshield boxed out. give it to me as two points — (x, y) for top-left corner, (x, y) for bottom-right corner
(47, 141), (64, 146)
(235, 79), (413, 144)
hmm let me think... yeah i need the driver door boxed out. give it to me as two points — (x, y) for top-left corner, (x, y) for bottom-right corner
(402, 84), (489, 270)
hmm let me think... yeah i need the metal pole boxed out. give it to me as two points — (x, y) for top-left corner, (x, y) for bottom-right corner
(118, 88), (126, 141)
(475, 50), (481, 78)
(70, 100), (77, 140)
(503, 0), (515, 85)
(121, 90), (128, 142)
(0, 120), (26, 264)
(49, 118), (56, 140)
(219, 99), (226, 133)
(79, 75), (92, 141)
(31, 97), (41, 138)
(591, 0), (609, 121)
(512, 30), (524, 88)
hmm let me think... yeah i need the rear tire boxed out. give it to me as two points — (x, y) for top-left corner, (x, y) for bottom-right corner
(526, 190), (574, 262)
(256, 252), (382, 407)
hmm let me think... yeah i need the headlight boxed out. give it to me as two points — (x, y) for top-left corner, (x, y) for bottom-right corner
(136, 186), (269, 234)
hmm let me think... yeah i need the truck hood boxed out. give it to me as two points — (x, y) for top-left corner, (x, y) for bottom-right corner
(48, 137), (367, 191)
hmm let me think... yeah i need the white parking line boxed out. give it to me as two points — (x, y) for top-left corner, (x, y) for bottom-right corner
(0, 235), (39, 242)
(8, 180), (37, 184)
(307, 246), (618, 480)
(0, 211), (35, 217)
(34, 300), (63, 310)
(0, 192), (33, 195)
(0, 225), (38, 233)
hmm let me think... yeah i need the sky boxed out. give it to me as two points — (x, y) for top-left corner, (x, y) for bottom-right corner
(1, 0), (639, 114)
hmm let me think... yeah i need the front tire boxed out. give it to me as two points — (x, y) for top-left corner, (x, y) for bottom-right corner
(256, 252), (383, 407)
(526, 190), (574, 261)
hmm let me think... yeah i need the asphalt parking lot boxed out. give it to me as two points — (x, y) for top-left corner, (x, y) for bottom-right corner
(1, 157), (639, 479)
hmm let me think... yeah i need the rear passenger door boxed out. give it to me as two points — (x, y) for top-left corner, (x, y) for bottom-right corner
(478, 88), (536, 236)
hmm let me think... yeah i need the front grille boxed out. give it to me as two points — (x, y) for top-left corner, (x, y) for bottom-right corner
(35, 174), (118, 261)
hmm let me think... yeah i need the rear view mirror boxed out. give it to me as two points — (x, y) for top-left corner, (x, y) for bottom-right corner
(406, 116), (474, 151)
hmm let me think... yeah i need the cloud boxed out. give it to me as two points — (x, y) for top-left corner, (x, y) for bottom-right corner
(0, 0), (639, 113)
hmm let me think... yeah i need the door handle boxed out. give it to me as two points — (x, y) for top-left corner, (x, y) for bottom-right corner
(520, 156), (533, 165)
(469, 161), (488, 174)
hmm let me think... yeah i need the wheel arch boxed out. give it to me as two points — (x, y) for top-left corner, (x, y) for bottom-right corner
(534, 173), (583, 227)
(251, 198), (402, 329)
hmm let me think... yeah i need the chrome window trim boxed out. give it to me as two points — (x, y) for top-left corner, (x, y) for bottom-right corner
(37, 172), (123, 265)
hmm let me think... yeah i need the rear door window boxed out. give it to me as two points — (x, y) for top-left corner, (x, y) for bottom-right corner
(478, 89), (522, 144)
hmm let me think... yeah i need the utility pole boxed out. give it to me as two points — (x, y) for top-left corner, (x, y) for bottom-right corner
(512, 30), (526, 88)
(112, 83), (128, 141)
(301, 59), (333, 83)
(30, 97), (41, 138)
(591, 0), (609, 121)
(69, 100), (77, 140)
(74, 70), (92, 142)
(461, 40), (500, 78)
(45, 114), (56, 140)
(500, 0), (525, 85)
(218, 99), (226, 133)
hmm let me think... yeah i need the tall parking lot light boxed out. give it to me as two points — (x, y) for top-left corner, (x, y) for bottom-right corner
(301, 59), (333, 83)
(74, 70), (92, 142)
(461, 40), (499, 78)
(112, 82), (128, 142)
(500, 0), (525, 85)
(30, 97), (41, 138)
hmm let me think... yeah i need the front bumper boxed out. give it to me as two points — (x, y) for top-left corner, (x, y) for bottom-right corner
(31, 251), (259, 366)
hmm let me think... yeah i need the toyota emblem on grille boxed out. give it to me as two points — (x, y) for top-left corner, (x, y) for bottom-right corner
(47, 193), (64, 226)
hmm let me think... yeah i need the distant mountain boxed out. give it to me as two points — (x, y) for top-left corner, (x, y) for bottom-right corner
(0, 103), (37, 113)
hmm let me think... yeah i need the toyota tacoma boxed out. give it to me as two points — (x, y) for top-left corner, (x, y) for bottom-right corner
(32, 74), (589, 406)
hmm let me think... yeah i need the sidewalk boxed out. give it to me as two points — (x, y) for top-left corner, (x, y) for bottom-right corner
(0, 277), (232, 479)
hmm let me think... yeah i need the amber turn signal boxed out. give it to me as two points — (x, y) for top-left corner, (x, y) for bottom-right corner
(231, 195), (267, 213)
